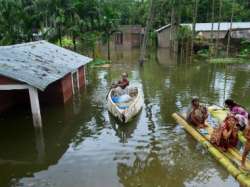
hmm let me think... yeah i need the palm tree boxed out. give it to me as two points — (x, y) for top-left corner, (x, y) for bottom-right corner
(99, 1), (119, 61)
(0, 0), (23, 44)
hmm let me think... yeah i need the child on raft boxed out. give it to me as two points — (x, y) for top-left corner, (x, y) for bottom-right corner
(211, 115), (238, 152)
(187, 97), (208, 128)
(241, 114), (250, 170)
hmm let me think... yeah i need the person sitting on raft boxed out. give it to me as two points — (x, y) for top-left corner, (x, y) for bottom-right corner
(187, 97), (208, 128)
(225, 99), (248, 131)
(241, 114), (250, 169)
(211, 115), (238, 152)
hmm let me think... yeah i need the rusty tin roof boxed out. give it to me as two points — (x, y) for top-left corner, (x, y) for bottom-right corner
(156, 22), (250, 32)
(0, 41), (92, 91)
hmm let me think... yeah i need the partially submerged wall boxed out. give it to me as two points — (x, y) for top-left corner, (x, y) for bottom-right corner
(0, 65), (86, 112)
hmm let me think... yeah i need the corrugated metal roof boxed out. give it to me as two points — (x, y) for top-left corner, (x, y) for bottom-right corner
(156, 22), (250, 32)
(155, 24), (171, 32)
(0, 41), (92, 91)
(185, 22), (250, 31)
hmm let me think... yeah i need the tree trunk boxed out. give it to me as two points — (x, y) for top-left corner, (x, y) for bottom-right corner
(107, 35), (110, 61)
(191, 0), (199, 59)
(73, 33), (76, 52)
(227, 0), (235, 57)
(170, 6), (175, 52)
(58, 25), (62, 47)
(216, 0), (222, 56)
(186, 41), (189, 63)
(180, 39), (183, 62)
(210, 0), (215, 56)
(139, 0), (154, 65)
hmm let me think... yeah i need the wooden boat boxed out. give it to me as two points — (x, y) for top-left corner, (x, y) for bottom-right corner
(107, 87), (143, 123)
(172, 109), (250, 187)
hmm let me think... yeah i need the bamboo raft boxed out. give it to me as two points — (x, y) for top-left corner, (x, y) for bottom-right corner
(172, 110), (250, 187)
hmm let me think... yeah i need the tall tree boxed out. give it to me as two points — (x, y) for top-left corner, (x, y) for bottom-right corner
(227, 0), (235, 57)
(99, 1), (119, 61)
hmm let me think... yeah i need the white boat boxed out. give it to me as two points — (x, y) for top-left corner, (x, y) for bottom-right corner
(107, 87), (143, 123)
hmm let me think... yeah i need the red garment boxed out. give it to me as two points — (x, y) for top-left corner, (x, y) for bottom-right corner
(219, 121), (238, 149)
(118, 79), (129, 89)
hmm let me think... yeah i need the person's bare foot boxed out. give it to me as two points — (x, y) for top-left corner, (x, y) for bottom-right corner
(219, 147), (227, 152)
(240, 164), (248, 170)
(198, 124), (208, 128)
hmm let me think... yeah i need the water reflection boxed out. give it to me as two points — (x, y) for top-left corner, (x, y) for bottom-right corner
(109, 112), (140, 144)
(2, 48), (250, 187)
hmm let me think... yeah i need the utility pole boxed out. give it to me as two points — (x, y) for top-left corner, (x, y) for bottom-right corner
(191, 0), (199, 59)
(227, 0), (235, 57)
(216, 0), (222, 56)
(210, 0), (215, 56)
(139, 0), (154, 65)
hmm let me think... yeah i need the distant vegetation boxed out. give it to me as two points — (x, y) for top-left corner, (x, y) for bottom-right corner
(0, 0), (250, 61)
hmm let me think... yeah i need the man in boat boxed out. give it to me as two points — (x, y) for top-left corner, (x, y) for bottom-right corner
(224, 99), (248, 131)
(116, 72), (129, 89)
(187, 97), (208, 128)
(112, 72), (129, 95)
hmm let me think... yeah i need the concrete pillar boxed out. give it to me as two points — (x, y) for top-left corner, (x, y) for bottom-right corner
(28, 87), (42, 128)
(0, 84), (43, 128)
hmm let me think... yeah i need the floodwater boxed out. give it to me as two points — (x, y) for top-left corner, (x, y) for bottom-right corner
(1, 48), (250, 187)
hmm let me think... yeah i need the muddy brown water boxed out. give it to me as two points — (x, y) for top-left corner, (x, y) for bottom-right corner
(1, 48), (250, 187)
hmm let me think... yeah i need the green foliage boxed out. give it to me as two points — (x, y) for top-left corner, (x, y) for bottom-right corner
(79, 32), (98, 51)
(197, 49), (209, 58)
(1, 0), (250, 58)
(56, 37), (77, 48)
(209, 57), (250, 64)
(89, 58), (111, 68)
(176, 26), (192, 41)
(239, 39), (250, 58)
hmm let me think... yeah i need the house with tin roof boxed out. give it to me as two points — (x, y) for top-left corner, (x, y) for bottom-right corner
(156, 22), (250, 48)
(0, 40), (92, 127)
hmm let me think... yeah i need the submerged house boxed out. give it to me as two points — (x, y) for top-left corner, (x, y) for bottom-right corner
(113, 25), (143, 48)
(0, 40), (92, 127)
(156, 22), (250, 48)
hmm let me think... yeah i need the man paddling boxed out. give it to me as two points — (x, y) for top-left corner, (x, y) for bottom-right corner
(112, 72), (129, 95)
(116, 72), (129, 89)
